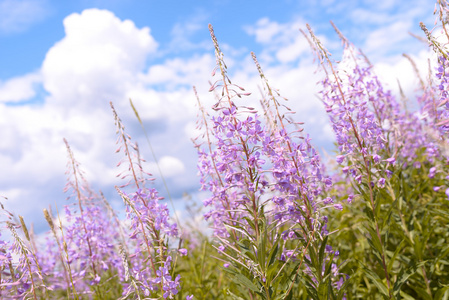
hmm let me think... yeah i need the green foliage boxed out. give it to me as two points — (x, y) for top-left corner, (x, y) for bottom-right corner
(173, 237), (250, 300)
(327, 156), (449, 299)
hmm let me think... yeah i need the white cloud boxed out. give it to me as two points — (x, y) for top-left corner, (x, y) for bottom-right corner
(0, 8), (219, 231)
(0, 0), (49, 34)
(154, 156), (186, 178)
(349, 8), (393, 25)
(0, 3), (437, 233)
(0, 9), (162, 227)
(144, 54), (213, 89)
(363, 20), (413, 57)
(246, 18), (285, 44)
(244, 18), (337, 66)
(245, 17), (307, 51)
(42, 9), (158, 110)
(374, 49), (434, 103)
(0, 72), (41, 103)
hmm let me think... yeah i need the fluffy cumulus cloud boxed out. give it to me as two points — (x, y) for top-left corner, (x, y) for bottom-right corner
(0, 5), (435, 231)
(42, 9), (158, 110)
(0, 9), (185, 229)
(0, 72), (41, 103)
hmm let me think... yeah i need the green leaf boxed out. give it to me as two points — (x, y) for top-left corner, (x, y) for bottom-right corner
(410, 284), (433, 300)
(243, 217), (257, 233)
(435, 286), (449, 300)
(387, 239), (405, 273)
(267, 260), (280, 286)
(413, 235), (424, 261)
(221, 267), (261, 294)
(399, 290), (419, 300)
(317, 278), (330, 300)
(257, 229), (267, 271)
(318, 236), (329, 267)
(297, 273), (319, 300)
(268, 239), (279, 267)
(323, 253), (335, 278)
(279, 260), (301, 291)
(393, 262), (426, 298)
(226, 289), (246, 300)
(364, 223), (383, 256)
(359, 261), (389, 299)
(434, 245), (449, 275)
(234, 273), (260, 293)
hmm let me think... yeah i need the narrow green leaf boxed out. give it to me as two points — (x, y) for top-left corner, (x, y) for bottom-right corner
(399, 290), (419, 300)
(234, 273), (260, 293)
(360, 262), (389, 298)
(318, 236), (329, 267)
(258, 229), (267, 271)
(387, 239), (405, 273)
(365, 224), (383, 255)
(393, 262), (425, 297)
(267, 240), (279, 267)
(226, 289), (246, 300)
(435, 286), (449, 300)
(221, 266), (261, 294)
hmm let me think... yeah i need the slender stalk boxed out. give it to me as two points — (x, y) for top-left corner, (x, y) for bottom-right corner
(193, 86), (239, 241)
(209, 24), (261, 239)
(100, 191), (129, 252)
(306, 24), (392, 298)
(129, 98), (181, 227)
(64, 140), (99, 280)
(8, 222), (38, 300)
(251, 51), (314, 230)
(19, 216), (50, 299)
(285, 224), (316, 298)
(116, 188), (157, 276)
(6, 254), (18, 296)
(42, 208), (72, 298)
(54, 205), (80, 300)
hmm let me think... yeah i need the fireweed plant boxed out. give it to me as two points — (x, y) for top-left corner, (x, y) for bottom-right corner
(192, 24), (346, 300)
(111, 102), (191, 300)
(1, 0), (449, 298)
(302, 5), (449, 300)
(0, 105), (193, 299)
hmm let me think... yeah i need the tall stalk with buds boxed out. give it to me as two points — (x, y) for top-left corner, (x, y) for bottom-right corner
(194, 24), (347, 300)
(111, 102), (192, 300)
(305, 12), (449, 298)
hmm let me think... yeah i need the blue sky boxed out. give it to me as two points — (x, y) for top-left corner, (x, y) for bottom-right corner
(0, 0), (435, 232)
(1, 0), (433, 78)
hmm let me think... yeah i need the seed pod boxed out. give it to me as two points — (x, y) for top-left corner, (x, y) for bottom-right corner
(43, 209), (55, 232)
(19, 215), (30, 241)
